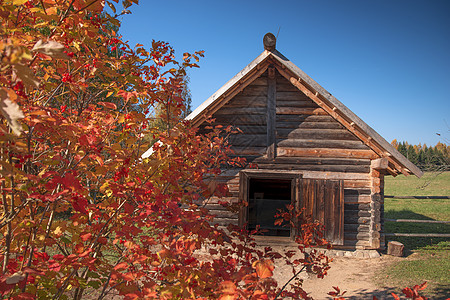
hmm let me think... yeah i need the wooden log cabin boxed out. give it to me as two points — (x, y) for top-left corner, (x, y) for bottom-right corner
(186, 33), (423, 250)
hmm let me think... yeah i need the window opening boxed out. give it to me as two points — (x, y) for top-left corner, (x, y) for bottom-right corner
(248, 178), (292, 237)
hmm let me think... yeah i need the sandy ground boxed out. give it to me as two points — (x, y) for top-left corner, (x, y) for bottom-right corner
(272, 254), (401, 300)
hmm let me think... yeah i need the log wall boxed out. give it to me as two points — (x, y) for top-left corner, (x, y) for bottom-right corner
(199, 69), (382, 249)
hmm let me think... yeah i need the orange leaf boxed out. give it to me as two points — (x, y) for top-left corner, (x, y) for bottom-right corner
(114, 262), (128, 271)
(253, 259), (274, 279)
(219, 281), (237, 300)
(98, 102), (117, 110)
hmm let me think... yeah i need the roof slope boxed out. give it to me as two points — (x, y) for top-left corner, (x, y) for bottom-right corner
(186, 47), (423, 178)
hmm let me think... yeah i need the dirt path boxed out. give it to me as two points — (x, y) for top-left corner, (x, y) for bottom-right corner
(299, 255), (399, 299)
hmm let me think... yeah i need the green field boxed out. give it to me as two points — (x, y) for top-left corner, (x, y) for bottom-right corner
(382, 171), (450, 299)
(385, 171), (450, 196)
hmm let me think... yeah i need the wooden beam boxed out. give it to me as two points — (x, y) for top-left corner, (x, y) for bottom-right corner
(267, 67), (276, 159)
(371, 158), (389, 170)
(277, 147), (378, 159)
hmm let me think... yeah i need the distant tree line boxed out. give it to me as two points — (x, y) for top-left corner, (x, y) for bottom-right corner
(391, 140), (449, 171)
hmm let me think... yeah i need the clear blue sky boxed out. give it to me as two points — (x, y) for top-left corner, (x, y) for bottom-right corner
(119, 0), (450, 146)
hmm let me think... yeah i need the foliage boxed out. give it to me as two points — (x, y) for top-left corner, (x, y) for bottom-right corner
(391, 140), (449, 171)
(0, 1), (336, 299)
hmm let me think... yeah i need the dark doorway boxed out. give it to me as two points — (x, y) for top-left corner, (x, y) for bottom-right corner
(248, 178), (292, 236)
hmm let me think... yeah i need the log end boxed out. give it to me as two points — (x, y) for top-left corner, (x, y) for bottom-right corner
(263, 33), (276, 51)
(387, 241), (404, 257)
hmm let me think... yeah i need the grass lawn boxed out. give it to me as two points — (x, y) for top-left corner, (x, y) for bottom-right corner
(381, 171), (450, 299)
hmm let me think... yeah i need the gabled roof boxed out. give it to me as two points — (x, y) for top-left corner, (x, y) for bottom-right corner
(186, 37), (423, 178)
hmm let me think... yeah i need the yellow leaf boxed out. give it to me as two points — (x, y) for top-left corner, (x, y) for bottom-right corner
(13, 0), (28, 5)
(54, 226), (63, 235)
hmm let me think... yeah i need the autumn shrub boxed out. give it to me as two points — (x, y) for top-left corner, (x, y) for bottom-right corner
(0, 1), (337, 299)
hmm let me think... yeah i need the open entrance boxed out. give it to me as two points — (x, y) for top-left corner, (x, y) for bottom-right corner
(248, 178), (292, 237)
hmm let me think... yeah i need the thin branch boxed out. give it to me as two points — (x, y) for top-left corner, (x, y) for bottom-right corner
(274, 266), (306, 300)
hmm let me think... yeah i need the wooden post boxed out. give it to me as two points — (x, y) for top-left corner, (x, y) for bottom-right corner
(267, 67), (276, 160)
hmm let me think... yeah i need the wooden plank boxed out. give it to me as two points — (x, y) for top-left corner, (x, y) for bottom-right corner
(276, 107), (327, 115)
(344, 203), (371, 211)
(213, 218), (239, 227)
(255, 163), (369, 173)
(276, 79), (301, 92)
(242, 85), (267, 96)
(345, 210), (371, 218)
(344, 232), (370, 241)
(277, 147), (378, 159)
(209, 210), (236, 218)
(344, 194), (372, 204)
(249, 77), (268, 86)
(385, 219), (450, 224)
(344, 216), (371, 225)
(276, 100), (314, 108)
(344, 224), (370, 232)
(229, 125), (267, 135)
(276, 121), (344, 130)
(267, 67), (276, 159)
(276, 91), (311, 101)
(241, 169), (370, 180)
(255, 156), (371, 166)
(223, 95), (267, 108)
(213, 115), (267, 126)
(277, 139), (368, 150)
(385, 233), (450, 237)
(384, 195), (450, 199)
(238, 172), (248, 227)
(214, 107), (267, 115)
(276, 114), (335, 123)
(228, 134), (267, 147)
(276, 128), (359, 141)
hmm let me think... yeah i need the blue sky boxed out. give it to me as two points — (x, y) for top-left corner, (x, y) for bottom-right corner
(119, 0), (450, 146)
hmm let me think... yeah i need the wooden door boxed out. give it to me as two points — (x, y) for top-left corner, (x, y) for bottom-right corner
(299, 178), (344, 245)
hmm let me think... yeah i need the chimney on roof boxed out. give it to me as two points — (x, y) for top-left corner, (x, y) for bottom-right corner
(263, 32), (276, 51)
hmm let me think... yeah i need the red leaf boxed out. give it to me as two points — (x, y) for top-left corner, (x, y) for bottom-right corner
(81, 233), (92, 241)
(61, 172), (82, 191)
(417, 281), (428, 291)
(72, 195), (88, 214)
(402, 287), (414, 298)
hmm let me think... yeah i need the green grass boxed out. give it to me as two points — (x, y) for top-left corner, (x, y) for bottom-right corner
(380, 172), (450, 299)
(384, 171), (450, 196)
(384, 172), (450, 250)
(382, 249), (450, 299)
